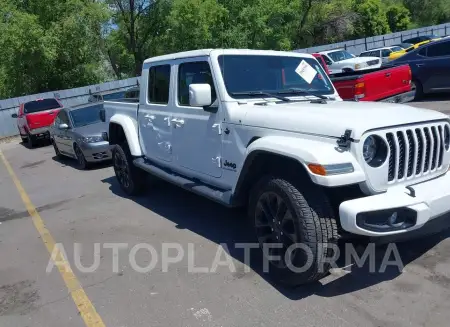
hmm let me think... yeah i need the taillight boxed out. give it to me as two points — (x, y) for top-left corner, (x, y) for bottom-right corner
(408, 67), (412, 84)
(354, 82), (365, 99)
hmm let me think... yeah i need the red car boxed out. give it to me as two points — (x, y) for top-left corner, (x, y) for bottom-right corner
(12, 98), (63, 147)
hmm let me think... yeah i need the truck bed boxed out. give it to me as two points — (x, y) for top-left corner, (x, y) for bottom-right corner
(330, 64), (413, 102)
(103, 100), (139, 127)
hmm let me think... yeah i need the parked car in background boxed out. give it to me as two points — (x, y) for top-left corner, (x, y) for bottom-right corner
(124, 86), (140, 99)
(359, 46), (404, 63)
(11, 98), (63, 148)
(393, 42), (413, 49)
(384, 37), (450, 99)
(331, 64), (413, 103)
(318, 49), (381, 74)
(388, 39), (440, 61)
(88, 89), (126, 102)
(402, 35), (441, 45)
(312, 53), (330, 74)
(50, 103), (111, 169)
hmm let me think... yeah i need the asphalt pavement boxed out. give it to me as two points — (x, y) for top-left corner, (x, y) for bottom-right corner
(1, 96), (450, 327)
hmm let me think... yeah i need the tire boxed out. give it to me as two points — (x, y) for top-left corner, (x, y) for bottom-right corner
(21, 135), (27, 143)
(52, 140), (63, 159)
(112, 143), (146, 196)
(249, 175), (339, 286)
(26, 133), (36, 148)
(411, 79), (423, 101)
(74, 144), (88, 170)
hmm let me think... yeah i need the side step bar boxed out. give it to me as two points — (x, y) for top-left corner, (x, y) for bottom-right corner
(133, 158), (233, 206)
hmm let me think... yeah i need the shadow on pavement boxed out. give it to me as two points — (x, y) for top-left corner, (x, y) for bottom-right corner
(52, 155), (111, 171)
(101, 175), (450, 300)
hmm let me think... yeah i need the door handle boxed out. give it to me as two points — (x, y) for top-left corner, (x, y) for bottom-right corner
(145, 114), (155, 120)
(385, 72), (391, 77)
(171, 118), (185, 128)
(416, 63), (424, 67)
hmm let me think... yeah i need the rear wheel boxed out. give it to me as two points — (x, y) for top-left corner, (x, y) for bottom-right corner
(112, 143), (146, 196)
(249, 176), (339, 286)
(26, 133), (36, 148)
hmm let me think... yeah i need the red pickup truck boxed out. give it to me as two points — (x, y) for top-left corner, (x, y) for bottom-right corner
(11, 98), (63, 148)
(312, 53), (415, 103)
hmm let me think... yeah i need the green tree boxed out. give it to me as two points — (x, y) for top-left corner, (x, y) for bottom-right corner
(165, 0), (228, 52)
(352, 0), (391, 37)
(386, 4), (411, 32)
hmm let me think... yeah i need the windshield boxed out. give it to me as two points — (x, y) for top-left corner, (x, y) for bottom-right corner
(218, 55), (334, 98)
(24, 98), (61, 114)
(327, 50), (354, 62)
(102, 91), (126, 100)
(70, 105), (103, 128)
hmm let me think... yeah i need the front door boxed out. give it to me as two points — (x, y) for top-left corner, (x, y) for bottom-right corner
(171, 59), (222, 179)
(421, 41), (450, 92)
(138, 63), (173, 162)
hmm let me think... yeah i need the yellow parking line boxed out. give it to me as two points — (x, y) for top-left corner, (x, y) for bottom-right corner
(0, 150), (106, 327)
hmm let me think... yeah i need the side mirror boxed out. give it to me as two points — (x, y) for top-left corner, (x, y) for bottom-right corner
(99, 109), (106, 122)
(189, 84), (212, 107)
(11, 113), (18, 118)
(59, 123), (69, 130)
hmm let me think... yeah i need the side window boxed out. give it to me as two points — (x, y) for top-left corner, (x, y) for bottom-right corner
(178, 61), (217, 106)
(381, 49), (391, 57)
(323, 55), (333, 65)
(426, 42), (450, 57)
(359, 52), (370, 57)
(148, 65), (171, 104)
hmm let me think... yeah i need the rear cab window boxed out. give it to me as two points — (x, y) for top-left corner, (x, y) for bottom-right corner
(24, 98), (61, 114)
(148, 65), (171, 104)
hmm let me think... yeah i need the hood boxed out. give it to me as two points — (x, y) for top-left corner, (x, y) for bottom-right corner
(73, 122), (107, 136)
(241, 100), (448, 140)
(337, 57), (379, 64)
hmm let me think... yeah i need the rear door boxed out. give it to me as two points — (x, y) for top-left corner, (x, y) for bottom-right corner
(138, 63), (174, 162)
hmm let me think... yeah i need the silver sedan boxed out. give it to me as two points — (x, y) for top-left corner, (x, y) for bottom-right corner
(49, 103), (111, 169)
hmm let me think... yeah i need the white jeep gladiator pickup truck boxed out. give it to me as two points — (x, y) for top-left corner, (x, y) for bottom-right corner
(103, 49), (450, 286)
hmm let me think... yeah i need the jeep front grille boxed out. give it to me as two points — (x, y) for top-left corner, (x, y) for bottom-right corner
(386, 123), (449, 182)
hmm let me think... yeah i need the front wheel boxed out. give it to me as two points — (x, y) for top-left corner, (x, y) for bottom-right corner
(52, 140), (63, 158)
(74, 144), (88, 170)
(112, 143), (146, 196)
(411, 80), (424, 101)
(249, 176), (339, 286)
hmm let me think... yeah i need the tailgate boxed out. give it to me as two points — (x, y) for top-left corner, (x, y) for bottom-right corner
(26, 109), (60, 129)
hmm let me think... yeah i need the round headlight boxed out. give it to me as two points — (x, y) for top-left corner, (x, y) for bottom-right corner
(363, 135), (388, 167)
(444, 125), (450, 151)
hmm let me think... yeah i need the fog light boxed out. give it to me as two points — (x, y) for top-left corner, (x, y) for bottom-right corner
(356, 208), (416, 232)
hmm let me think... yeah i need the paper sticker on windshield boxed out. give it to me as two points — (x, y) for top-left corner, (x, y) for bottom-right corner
(295, 60), (317, 84)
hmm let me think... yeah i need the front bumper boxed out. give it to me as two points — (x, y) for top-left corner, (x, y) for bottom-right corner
(79, 141), (112, 162)
(339, 171), (450, 236)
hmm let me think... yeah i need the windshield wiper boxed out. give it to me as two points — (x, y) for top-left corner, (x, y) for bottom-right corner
(277, 88), (328, 100)
(230, 91), (291, 102)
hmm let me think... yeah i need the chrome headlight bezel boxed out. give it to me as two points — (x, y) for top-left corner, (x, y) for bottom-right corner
(363, 135), (388, 168)
(82, 135), (104, 143)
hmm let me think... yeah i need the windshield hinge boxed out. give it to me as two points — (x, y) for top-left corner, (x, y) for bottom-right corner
(337, 129), (355, 149)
